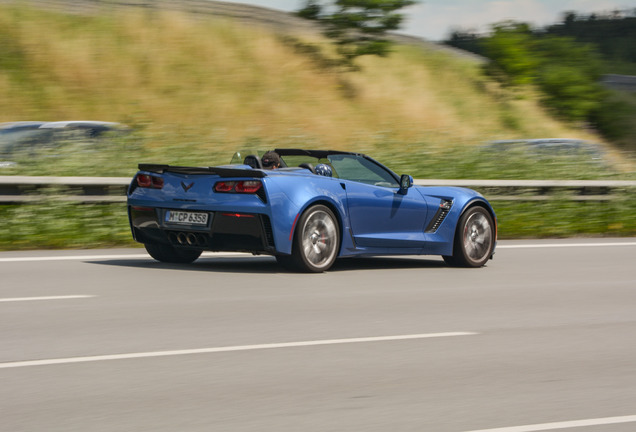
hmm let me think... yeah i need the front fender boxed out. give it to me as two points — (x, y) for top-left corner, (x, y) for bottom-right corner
(415, 186), (497, 255)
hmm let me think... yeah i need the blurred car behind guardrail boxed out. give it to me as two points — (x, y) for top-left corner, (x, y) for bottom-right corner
(485, 138), (605, 160)
(0, 121), (129, 167)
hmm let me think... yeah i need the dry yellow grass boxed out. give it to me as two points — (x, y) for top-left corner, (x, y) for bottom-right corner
(0, 5), (604, 155)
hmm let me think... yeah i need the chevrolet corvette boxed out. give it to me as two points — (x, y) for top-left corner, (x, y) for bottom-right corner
(127, 149), (496, 272)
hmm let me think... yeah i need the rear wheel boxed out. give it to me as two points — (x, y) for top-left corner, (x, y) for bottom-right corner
(444, 206), (494, 268)
(144, 242), (202, 264)
(283, 205), (340, 272)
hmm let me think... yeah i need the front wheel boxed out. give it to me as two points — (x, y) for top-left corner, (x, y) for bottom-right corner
(444, 206), (494, 268)
(284, 205), (340, 272)
(144, 242), (202, 264)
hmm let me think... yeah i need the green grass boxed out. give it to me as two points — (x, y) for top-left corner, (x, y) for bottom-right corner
(494, 200), (636, 238)
(0, 202), (135, 251)
(1, 134), (635, 250)
(1, 134), (634, 251)
(2, 198), (635, 251)
(3, 132), (633, 180)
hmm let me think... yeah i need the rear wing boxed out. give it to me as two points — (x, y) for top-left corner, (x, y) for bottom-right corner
(138, 164), (267, 178)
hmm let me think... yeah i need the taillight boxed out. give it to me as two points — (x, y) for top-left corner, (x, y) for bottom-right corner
(214, 181), (235, 192)
(235, 181), (262, 193)
(136, 174), (151, 188)
(214, 180), (262, 194)
(136, 174), (164, 189)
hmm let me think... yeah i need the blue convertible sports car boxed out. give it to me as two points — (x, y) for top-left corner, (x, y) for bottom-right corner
(127, 149), (496, 272)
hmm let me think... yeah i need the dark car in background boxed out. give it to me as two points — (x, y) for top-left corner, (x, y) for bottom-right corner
(486, 138), (605, 160)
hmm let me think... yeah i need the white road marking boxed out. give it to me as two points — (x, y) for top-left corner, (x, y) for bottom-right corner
(498, 242), (636, 249)
(0, 254), (150, 262)
(0, 332), (477, 369)
(0, 295), (95, 303)
(0, 242), (634, 263)
(464, 414), (636, 432)
(0, 252), (248, 263)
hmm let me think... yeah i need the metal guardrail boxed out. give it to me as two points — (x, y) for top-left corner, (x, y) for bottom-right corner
(413, 179), (636, 201)
(1, 176), (635, 204)
(0, 176), (130, 204)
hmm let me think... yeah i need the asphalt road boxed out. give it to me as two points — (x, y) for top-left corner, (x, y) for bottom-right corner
(1, 238), (636, 432)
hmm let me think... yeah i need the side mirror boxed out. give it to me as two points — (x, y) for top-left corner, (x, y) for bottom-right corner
(399, 174), (413, 194)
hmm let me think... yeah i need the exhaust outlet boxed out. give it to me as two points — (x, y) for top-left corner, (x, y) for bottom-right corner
(176, 232), (187, 245)
(186, 233), (197, 246)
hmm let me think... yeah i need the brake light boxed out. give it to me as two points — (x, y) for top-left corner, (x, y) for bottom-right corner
(214, 181), (235, 192)
(235, 181), (262, 193)
(137, 174), (151, 188)
(136, 174), (164, 189)
(222, 213), (255, 218)
(214, 180), (262, 194)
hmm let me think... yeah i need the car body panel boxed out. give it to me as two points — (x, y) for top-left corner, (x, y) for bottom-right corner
(343, 180), (430, 249)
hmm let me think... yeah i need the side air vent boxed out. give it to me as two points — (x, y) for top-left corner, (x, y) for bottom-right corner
(256, 187), (267, 204)
(261, 215), (275, 247)
(425, 199), (453, 233)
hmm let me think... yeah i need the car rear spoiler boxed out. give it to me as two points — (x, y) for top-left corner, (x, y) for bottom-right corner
(138, 164), (267, 178)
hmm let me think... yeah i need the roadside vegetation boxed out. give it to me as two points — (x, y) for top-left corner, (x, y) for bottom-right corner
(2, 197), (636, 251)
(0, 5), (603, 156)
(446, 10), (636, 152)
(0, 4), (634, 250)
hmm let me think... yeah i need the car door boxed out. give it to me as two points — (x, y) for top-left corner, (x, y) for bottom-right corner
(329, 154), (429, 249)
(343, 181), (429, 248)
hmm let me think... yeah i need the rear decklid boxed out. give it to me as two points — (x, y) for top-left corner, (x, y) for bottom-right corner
(129, 164), (269, 209)
(138, 164), (266, 178)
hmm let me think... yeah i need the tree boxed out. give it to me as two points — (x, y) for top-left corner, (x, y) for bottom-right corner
(444, 13), (636, 144)
(481, 22), (605, 122)
(591, 91), (636, 151)
(482, 22), (539, 86)
(297, 0), (416, 69)
(446, 29), (485, 56)
(534, 35), (604, 121)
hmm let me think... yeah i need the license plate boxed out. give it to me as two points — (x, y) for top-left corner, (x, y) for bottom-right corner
(165, 210), (209, 225)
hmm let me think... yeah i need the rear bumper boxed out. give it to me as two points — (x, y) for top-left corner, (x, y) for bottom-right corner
(129, 206), (276, 254)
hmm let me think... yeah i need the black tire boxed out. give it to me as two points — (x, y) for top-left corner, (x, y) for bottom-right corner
(444, 206), (494, 268)
(284, 205), (340, 273)
(144, 242), (202, 264)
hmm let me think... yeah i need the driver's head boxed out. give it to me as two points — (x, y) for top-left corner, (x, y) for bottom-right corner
(262, 151), (281, 169)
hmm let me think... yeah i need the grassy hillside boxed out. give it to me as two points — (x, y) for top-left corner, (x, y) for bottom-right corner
(0, 4), (613, 177)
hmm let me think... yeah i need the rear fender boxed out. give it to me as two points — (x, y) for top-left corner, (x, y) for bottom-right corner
(266, 176), (351, 256)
